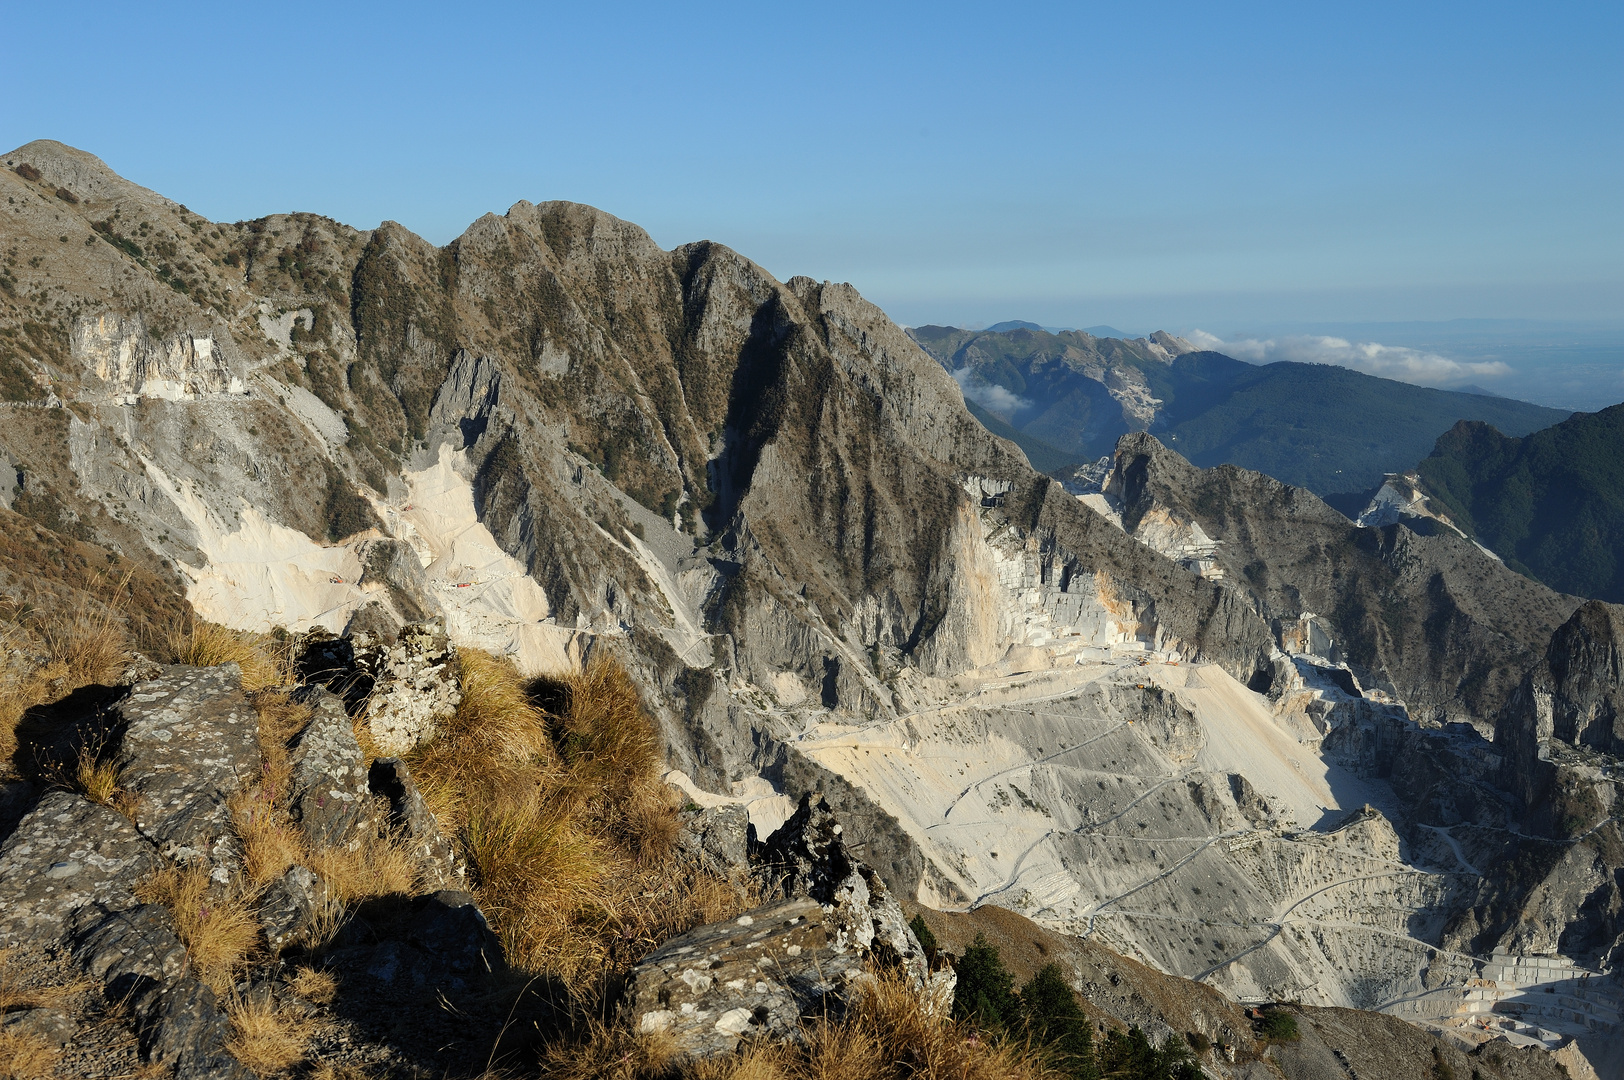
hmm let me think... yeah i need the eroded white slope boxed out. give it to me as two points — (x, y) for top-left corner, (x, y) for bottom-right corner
(150, 444), (581, 673)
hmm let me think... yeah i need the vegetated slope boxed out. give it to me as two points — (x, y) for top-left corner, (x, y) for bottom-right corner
(910, 324), (1568, 497)
(1415, 405), (1624, 602)
(962, 398), (1077, 473)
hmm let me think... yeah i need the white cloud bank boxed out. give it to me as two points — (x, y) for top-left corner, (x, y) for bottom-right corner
(1187, 330), (1512, 388)
(952, 366), (1032, 415)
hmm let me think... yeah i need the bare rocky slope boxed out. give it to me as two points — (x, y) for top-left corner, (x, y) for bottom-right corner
(0, 140), (1619, 1075)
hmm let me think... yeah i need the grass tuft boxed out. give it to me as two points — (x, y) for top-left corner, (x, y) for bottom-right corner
(287, 965), (337, 1005)
(225, 990), (315, 1073)
(0, 1030), (57, 1080)
(166, 619), (293, 692)
(133, 862), (261, 994)
(408, 649), (747, 991)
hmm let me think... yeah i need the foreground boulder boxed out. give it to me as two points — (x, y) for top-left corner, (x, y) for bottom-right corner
(756, 792), (933, 991)
(286, 686), (382, 851)
(115, 664), (260, 876)
(0, 791), (154, 947)
(619, 898), (859, 1057)
(297, 619), (461, 755)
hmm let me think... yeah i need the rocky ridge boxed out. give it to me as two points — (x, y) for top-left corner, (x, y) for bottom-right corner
(0, 140), (1619, 1072)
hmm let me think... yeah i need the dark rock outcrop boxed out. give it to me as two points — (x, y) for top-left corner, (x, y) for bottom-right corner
(0, 791), (155, 947)
(286, 686), (381, 851)
(756, 793), (931, 990)
(114, 665), (260, 873)
(618, 897), (858, 1058)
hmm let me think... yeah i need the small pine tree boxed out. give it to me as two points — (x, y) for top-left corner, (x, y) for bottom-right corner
(1019, 963), (1097, 1080)
(909, 913), (938, 966)
(951, 933), (1019, 1029)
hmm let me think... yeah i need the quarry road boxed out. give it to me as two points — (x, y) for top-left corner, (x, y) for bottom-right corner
(1420, 824), (1482, 876)
(939, 716), (1128, 819)
(1082, 829), (1246, 934)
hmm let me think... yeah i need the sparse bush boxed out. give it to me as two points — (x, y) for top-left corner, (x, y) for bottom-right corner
(13, 163), (41, 182)
(54, 187), (77, 205)
(1257, 1008), (1299, 1043)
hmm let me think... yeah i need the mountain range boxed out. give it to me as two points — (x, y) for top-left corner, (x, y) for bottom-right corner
(0, 140), (1619, 1079)
(908, 323), (1569, 497)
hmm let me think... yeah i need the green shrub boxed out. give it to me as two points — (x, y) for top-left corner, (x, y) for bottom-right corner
(951, 933), (1019, 1029)
(1258, 1009), (1300, 1042)
(908, 913), (938, 966)
(1019, 963), (1096, 1079)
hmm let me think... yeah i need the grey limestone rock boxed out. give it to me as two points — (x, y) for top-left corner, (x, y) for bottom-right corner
(369, 757), (462, 887)
(0, 1007), (76, 1047)
(257, 865), (327, 952)
(70, 903), (188, 988)
(133, 976), (249, 1080)
(114, 664), (260, 873)
(287, 685), (380, 852)
(756, 793), (930, 991)
(355, 619), (461, 755)
(676, 801), (751, 883)
(618, 897), (860, 1059)
(0, 790), (155, 947)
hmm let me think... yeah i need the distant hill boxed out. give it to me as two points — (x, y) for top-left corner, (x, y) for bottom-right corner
(1414, 405), (1624, 602)
(909, 324), (1569, 496)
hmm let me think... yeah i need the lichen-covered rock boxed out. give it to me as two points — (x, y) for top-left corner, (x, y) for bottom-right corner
(287, 686), (380, 851)
(0, 1007), (76, 1047)
(619, 898), (860, 1059)
(258, 865), (328, 951)
(70, 903), (188, 989)
(676, 802), (751, 883)
(755, 793), (930, 990)
(132, 976), (248, 1080)
(114, 664), (260, 873)
(0, 791), (155, 947)
(369, 757), (462, 887)
(357, 619), (461, 754)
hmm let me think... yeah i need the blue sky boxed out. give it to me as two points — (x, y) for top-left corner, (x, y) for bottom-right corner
(5, 1), (1621, 333)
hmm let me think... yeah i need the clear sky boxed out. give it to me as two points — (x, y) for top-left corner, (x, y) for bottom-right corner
(4, 1), (1621, 331)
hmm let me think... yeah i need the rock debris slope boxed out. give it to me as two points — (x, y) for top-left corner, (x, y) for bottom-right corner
(0, 140), (1619, 1071)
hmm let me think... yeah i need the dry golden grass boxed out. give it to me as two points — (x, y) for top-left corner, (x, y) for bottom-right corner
(1, 578), (132, 772)
(167, 619), (293, 692)
(73, 740), (121, 805)
(225, 990), (315, 1074)
(0, 1030), (57, 1080)
(541, 971), (1060, 1080)
(230, 690), (316, 888)
(33, 571), (134, 690)
(287, 965), (337, 1005)
(0, 950), (91, 1080)
(134, 863), (261, 994)
(304, 832), (422, 905)
(407, 649), (746, 990)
